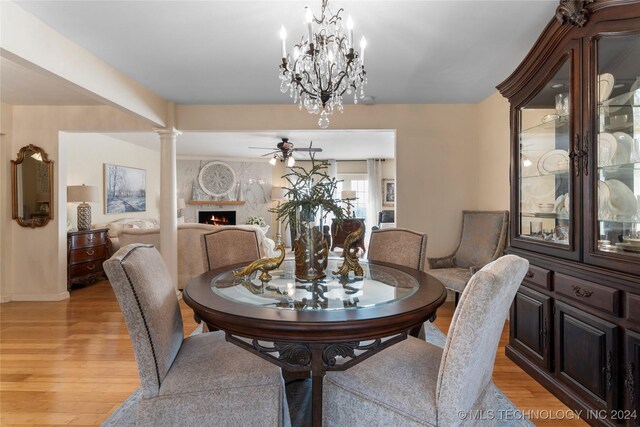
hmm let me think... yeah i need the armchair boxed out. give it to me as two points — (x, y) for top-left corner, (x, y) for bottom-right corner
(427, 210), (508, 303)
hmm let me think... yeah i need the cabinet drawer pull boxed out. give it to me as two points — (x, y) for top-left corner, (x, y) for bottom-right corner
(87, 264), (95, 271)
(87, 236), (94, 241)
(526, 270), (535, 278)
(86, 250), (95, 256)
(571, 285), (593, 298)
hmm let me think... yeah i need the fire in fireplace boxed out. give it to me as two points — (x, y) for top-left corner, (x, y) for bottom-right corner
(198, 210), (236, 226)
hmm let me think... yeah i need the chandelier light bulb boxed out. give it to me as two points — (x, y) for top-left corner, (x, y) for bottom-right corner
(269, 157), (278, 166)
(280, 25), (287, 58)
(347, 15), (354, 48)
(360, 36), (367, 64)
(287, 156), (296, 167)
(305, 7), (313, 42)
(327, 50), (334, 63)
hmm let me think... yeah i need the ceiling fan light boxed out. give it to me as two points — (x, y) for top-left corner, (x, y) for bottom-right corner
(269, 156), (278, 166)
(287, 156), (295, 167)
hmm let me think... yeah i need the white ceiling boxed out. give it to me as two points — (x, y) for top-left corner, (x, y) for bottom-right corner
(12, 0), (558, 105)
(104, 130), (396, 160)
(3, 1), (559, 159)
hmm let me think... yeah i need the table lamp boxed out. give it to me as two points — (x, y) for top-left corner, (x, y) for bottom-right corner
(67, 184), (99, 231)
(271, 187), (286, 244)
(341, 190), (357, 217)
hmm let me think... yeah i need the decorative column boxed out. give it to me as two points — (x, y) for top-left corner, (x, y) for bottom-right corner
(155, 128), (181, 290)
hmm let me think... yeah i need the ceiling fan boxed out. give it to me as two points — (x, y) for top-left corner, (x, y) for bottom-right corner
(249, 138), (322, 166)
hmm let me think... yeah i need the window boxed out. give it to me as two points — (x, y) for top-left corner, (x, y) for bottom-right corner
(338, 174), (368, 219)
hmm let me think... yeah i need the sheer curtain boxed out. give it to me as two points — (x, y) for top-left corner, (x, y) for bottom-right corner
(366, 159), (383, 243)
(323, 160), (338, 226)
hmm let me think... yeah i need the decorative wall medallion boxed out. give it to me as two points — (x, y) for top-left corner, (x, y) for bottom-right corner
(198, 161), (237, 197)
(555, 0), (594, 28)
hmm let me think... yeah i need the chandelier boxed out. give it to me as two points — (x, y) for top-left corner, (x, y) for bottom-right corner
(278, 0), (367, 128)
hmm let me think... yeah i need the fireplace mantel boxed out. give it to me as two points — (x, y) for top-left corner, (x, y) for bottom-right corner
(187, 200), (245, 206)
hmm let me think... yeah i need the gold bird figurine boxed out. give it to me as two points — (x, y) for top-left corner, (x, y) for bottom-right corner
(333, 221), (365, 277)
(233, 243), (286, 282)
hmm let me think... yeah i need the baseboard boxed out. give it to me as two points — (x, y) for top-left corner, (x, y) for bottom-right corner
(446, 290), (456, 302)
(9, 291), (70, 302)
(0, 295), (11, 303)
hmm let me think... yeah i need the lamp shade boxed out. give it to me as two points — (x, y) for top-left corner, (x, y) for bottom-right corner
(177, 198), (186, 210)
(67, 185), (99, 203)
(341, 190), (357, 199)
(271, 187), (286, 201)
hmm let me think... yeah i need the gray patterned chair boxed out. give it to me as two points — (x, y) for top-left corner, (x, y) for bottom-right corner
(322, 254), (530, 427)
(427, 210), (509, 303)
(367, 228), (428, 271)
(104, 244), (290, 426)
(201, 227), (261, 271)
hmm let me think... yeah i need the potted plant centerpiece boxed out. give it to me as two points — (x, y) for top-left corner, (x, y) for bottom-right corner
(272, 150), (348, 281)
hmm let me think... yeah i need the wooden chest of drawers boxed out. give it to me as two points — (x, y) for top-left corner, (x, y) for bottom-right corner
(67, 228), (110, 290)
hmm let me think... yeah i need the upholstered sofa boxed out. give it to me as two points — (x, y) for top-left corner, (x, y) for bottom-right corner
(117, 223), (275, 289)
(93, 218), (160, 253)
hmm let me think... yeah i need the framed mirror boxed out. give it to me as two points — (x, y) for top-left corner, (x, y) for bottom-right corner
(11, 144), (54, 228)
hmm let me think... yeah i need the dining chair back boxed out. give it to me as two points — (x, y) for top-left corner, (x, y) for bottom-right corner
(104, 243), (290, 426)
(435, 254), (528, 425)
(104, 243), (182, 396)
(367, 228), (428, 271)
(201, 227), (261, 271)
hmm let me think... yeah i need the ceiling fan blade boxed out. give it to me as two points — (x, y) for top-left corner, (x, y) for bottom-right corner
(260, 151), (279, 157)
(249, 146), (276, 150)
(293, 147), (323, 152)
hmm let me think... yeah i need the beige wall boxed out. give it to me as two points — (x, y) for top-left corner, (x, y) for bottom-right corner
(1, 104), (14, 302)
(178, 104), (480, 258)
(475, 92), (511, 211)
(4, 105), (152, 301)
(64, 133), (161, 228)
(1, 93), (514, 301)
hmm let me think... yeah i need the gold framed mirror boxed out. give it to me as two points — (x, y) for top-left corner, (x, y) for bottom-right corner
(11, 144), (54, 228)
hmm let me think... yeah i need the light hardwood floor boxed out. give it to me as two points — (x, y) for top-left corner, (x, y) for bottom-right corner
(0, 280), (586, 426)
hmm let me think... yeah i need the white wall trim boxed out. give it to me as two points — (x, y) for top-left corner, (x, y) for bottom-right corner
(10, 291), (70, 302)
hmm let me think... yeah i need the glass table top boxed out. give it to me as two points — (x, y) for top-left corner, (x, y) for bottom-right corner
(211, 258), (419, 312)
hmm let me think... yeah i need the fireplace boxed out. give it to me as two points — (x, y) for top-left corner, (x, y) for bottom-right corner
(198, 210), (237, 226)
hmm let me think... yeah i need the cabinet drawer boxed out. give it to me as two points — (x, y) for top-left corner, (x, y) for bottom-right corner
(69, 246), (106, 264)
(69, 260), (104, 278)
(555, 273), (620, 316)
(626, 294), (640, 323)
(70, 231), (107, 248)
(522, 264), (551, 290)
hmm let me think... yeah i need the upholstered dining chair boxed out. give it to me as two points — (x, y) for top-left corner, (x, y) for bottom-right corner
(104, 244), (290, 426)
(323, 254), (529, 427)
(201, 226), (261, 271)
(367, 228), (428, 271)
(427, 210), (509, 304)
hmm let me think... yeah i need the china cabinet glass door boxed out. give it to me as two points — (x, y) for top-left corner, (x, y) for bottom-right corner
(593, 34), (640, 259)
(517, 56), (575, 257)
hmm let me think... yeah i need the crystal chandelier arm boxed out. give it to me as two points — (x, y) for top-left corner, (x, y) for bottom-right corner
(293, 71), (320, 100)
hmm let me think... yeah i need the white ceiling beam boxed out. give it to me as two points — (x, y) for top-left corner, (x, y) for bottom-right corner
(0, 1), (167, 127)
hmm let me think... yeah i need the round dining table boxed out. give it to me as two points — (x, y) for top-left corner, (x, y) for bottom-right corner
(183, 257), (446, 427)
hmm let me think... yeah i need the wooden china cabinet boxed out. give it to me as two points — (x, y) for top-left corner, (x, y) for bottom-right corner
(497, 1), (640, 425)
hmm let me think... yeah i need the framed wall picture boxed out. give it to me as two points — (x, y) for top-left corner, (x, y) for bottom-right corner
(382, 179), (395, 207)
(104, 164), (146, 213)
